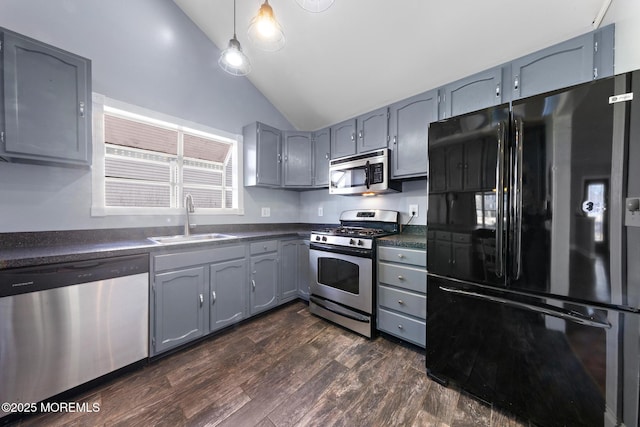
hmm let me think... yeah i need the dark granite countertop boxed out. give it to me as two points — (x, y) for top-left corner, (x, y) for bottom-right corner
(0, 224), (325, 269)
(377, 226), (427, 250)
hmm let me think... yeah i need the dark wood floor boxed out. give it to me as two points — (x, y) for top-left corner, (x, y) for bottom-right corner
(16, 301), (525, 427)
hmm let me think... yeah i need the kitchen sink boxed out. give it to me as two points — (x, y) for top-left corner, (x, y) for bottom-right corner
(148, 233), (237, 244)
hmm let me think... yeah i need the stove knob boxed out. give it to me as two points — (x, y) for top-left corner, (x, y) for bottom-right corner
(357, 240), (364, 246)
(321, 236), (327, 242)
(315, 236), (321, 241)
(349, 239), (355, 245)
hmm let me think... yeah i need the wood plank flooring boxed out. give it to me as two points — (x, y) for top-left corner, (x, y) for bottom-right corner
(15, 301), (526, 427)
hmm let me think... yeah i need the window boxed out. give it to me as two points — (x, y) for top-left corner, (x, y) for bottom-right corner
(92, 95), (243, 216)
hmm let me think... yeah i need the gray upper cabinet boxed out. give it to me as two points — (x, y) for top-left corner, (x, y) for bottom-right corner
(356, 106), (388, 153)
(439, 66), (508, 120)
(330, 118), (356, 159)
(283, 131), (313, 187)
(389, 89), (438, 178)
(243, 122), (282, 187)
(312, 127), (330, 187)
(0, 28), (91, 166)
(511, 24), (614, 100)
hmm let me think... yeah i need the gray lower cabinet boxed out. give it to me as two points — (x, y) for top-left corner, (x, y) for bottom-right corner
(243, 122), (282, 187)
(151, 244), (246, 356)
(279, 239), (311, 302)
(279, 239), (301, 303)
(298, 240), (310, 300)
(312, 128), (331, 187)
(250, 240), (279, 315)
(377, 246), (427, 348)
(152, 266), (207, 354)
(0, 27), (91, 166)
(209, 258), (246, 332)
(389, 89), (438, 178)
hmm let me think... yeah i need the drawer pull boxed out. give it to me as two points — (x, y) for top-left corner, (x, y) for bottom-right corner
(398, 324), (404, 330)
(397, 275), (405, 280)
(397, 299), (405, 305)
(397, 254), (405, 258)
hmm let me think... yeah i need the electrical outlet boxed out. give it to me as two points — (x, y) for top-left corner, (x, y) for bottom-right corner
(261, 207), (271, 217)
(318, 207), (324, 217)
(409, 204), (419, 217)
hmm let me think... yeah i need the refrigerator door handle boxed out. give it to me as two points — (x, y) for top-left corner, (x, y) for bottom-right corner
(495, 121), (506, 277)
(513, 118), (524, 280)
(439, 285), (612, 329)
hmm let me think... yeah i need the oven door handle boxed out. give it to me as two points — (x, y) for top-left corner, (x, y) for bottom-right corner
(310, 296), (371, 323)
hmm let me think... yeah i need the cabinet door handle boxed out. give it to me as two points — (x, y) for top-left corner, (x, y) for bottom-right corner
(199, 293), (204, 307)
(397, 254), (404, 259)
(325, 153), (329, 160)
(393, 136), (397, 145)
(496, 83), (501, 98)
(358, 130), (364, 140)
(212, 291), (217, 304)
(277, 154), (282, 163)
(397, 324), (404, 330)
(79, 102), (85, 117)
(514, 75), (519, 91)
(351, 133), (355, 142)
(398, 299), (405, 305)
(397, 275), (405, 280)
(252, 279), (256, 291)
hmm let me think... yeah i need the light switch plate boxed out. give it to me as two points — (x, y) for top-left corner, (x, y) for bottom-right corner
(261, 207), (271, 217)
(318, 207), (324, 217)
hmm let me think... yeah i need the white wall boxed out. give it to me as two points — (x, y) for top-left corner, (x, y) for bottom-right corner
(299, 180), (428, 226)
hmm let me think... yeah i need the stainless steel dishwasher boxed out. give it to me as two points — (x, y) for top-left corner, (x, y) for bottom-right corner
(0, 254), (149, 416)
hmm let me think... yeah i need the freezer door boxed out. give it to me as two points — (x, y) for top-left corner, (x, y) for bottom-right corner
(427, 105), (509, 286)
(510, 76), (621, 306)
(426, 276), (634, 427)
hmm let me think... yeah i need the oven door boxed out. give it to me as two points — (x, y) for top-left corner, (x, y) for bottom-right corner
(309, 247), (372, 314)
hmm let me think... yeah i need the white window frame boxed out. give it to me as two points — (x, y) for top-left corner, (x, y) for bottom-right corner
(91, 93), (244, 216)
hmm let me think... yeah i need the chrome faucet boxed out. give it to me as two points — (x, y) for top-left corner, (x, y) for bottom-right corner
(184, 193), (195, 236)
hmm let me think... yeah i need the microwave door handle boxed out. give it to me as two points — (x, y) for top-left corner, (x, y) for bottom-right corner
(365, 161), (370, 189)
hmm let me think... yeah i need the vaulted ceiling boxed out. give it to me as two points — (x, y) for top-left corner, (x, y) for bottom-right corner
(174, 0), (608, 131)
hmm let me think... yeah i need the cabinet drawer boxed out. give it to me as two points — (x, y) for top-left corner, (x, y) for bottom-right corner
(378, 285), (426, 319)
(250, 240), (278, 255)
(378, 262), (427, 293)
(435, 231), (451, 241)
(452, 233), (471, 243)
(377, 308), (425, 348)
(378, 247), (426, 267)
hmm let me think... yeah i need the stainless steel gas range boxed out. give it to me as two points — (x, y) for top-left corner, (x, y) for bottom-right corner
(309, 209), (400, 337)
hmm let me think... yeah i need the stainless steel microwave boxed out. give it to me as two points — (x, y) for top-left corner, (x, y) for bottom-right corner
(329, 149), (401, 195)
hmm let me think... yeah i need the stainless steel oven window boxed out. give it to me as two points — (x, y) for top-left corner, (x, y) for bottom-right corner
(317, 257), (360, 294)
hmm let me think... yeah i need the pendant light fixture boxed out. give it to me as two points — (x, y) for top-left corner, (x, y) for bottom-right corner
(248, 0), (285, 52)
(295, 0), (335, 13)
(218, 0), (251, 76)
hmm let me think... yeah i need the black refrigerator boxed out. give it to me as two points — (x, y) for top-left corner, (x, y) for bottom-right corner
(426, 71), (640, 427)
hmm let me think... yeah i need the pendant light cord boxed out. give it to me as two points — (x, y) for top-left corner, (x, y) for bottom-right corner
(233, 0), (237, 38)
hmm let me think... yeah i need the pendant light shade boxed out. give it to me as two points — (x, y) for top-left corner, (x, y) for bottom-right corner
(219, 36), (251, 76)
(248, 0), (285, 52)
(295, 0), (334, 13)
(219, 0), (251, 76)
